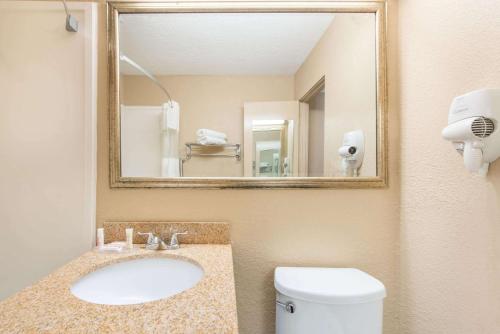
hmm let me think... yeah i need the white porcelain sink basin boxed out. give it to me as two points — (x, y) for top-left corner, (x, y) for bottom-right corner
(70, 257), (204, 305)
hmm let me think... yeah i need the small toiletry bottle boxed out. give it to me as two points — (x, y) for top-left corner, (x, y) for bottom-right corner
(125, 228), (134, 249)
(97, 228), (104, 248)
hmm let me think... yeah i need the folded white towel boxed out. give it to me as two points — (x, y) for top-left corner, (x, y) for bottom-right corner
(196, 129), (227, 140)
(197, 135), (227, 145)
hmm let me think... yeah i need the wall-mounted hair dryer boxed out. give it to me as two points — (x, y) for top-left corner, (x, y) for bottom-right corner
(338, 130), (365, 177)
(442, 89), (500, 176)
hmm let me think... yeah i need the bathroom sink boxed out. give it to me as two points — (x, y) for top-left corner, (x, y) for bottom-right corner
(70, 257), (204, 305)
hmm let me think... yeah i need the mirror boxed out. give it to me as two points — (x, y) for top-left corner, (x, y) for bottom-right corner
(251, 120), (294, 177)
(108, 2), (387, 188)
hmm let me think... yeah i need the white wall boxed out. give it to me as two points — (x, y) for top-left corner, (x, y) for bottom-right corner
(121, 106), (162, 177)
(398, 0), (500, 332)
(0, 1), (96, 299)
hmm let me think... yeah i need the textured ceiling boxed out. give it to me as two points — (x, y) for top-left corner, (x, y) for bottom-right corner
(119, 13), (334, 76)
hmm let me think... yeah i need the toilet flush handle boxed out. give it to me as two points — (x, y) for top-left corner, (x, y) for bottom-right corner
(276, 300), (296, 314)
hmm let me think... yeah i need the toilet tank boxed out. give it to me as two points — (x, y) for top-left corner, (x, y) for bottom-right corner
(274, 267), (386, 334)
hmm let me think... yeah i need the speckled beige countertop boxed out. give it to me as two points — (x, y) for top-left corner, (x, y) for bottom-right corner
(0, 244), (238, 334)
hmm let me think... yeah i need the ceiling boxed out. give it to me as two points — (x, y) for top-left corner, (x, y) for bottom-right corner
(119, 13), (335, 76)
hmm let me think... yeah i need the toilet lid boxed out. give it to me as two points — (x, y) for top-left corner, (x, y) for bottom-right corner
(274, 267), (386, 304)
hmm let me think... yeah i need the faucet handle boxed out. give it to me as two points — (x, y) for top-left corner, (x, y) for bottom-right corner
(137, 232), (155, 244)
(168, 227), (187, 239)
(171, 231), (188, 240)
(169, 231), (188, 248)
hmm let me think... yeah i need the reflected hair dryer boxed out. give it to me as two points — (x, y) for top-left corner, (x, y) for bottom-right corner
(338, 130), (365, 177)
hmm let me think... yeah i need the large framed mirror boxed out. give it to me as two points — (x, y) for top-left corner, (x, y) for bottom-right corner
(108, 1), (387, 188)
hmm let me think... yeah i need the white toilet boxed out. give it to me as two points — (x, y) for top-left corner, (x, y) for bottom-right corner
(275, 267), (386, 334)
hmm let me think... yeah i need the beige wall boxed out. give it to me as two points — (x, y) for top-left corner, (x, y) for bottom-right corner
(0, 2), (95, 299)
(97, 3), (400, 334)
(307, 90), (325, 176)
(295, 13), (377, 177)
(398, 0), (500, 333)
(122, 75), (294, 176)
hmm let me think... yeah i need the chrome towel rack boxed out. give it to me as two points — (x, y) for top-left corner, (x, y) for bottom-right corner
(185, 143), (241, 161)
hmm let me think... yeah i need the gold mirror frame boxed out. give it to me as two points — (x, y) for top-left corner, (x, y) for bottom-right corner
(108, 0), (388, 189)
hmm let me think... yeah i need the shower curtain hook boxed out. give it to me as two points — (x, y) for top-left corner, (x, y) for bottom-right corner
(62, 0), (78, 32)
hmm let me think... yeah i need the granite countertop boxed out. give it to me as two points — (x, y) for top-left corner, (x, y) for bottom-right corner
(0, 244), (238, 334)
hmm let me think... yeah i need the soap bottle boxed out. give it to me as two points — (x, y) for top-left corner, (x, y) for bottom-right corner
(97, 228), (104, 248)
(125, 228), (134, 249)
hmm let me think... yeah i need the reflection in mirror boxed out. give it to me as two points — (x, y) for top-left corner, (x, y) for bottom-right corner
(118, 12), (377, 178)
(251, 120), (294, 177)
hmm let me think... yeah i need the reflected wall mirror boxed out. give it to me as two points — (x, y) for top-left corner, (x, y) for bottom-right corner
(108, 1), (387, 188)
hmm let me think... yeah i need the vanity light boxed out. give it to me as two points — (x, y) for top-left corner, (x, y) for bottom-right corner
(252, 120), (286, 126)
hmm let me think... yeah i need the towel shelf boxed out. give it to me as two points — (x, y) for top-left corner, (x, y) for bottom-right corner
(184, 143), (241, 161)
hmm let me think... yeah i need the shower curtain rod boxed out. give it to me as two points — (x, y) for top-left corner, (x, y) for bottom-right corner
(119, 53), (173, 104)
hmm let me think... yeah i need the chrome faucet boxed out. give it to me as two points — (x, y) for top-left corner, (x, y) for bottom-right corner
(137, 231), (188, 250)
(137, 232), (166, 250)
(167, 231), (188, 250)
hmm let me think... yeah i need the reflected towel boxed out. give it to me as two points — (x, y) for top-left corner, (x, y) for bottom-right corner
(197, 135), (227, 145)
(196, 128), (227, 140)
(161, 157), (180, 177)
(161, 101), (180, 131)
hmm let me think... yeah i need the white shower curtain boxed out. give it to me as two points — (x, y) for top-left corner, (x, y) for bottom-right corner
(161, 101), (180, 177)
